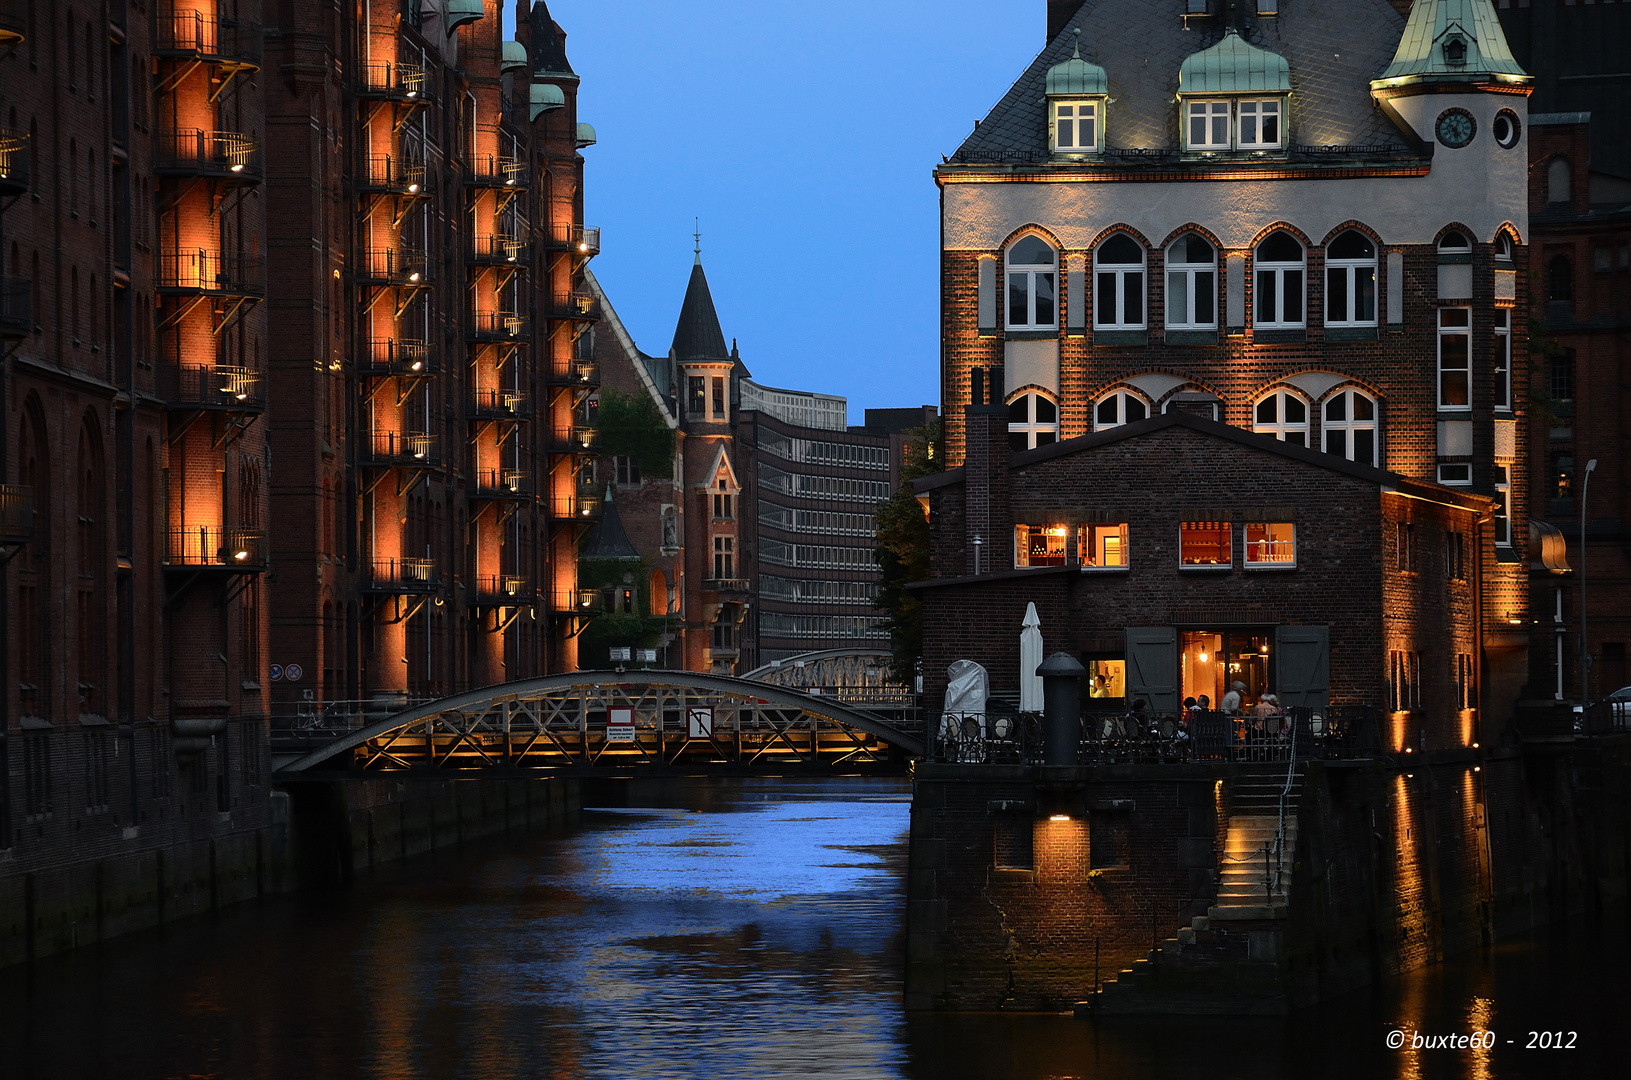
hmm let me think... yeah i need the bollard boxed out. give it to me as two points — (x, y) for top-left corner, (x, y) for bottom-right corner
(1038, 651), (1085, 766)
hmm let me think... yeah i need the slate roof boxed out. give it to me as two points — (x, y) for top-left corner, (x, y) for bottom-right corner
(951, 0), (1413, 164)
(670, 259), (730, 361)
(529, 1), (577, 79)
(581, 490), (641, 560)
(1378, 0), (1530, 84)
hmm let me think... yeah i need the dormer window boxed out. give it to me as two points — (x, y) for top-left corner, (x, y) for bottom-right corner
(1052, 101), (1099, 153)
(1237, 100), (1282, 149)
(1443, 36), (1467, 66)
(1188, 101), (1230, 150)
(1177, 29), (1291, 155)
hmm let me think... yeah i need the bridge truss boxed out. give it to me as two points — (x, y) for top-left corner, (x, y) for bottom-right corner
(278, 669), (923, 775)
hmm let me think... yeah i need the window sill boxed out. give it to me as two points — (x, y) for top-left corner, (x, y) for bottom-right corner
(1324, 326), (1378, 343)
(1092, 329), (1148, 347)
(1179, 564), (1233, 572)
(1080, 565), (1130, 573)
(1252, 328), (1306, 345)
(1004, 329), (1058, 341)
(1495, 545), (1521, 564)
(1164, 329), (1219, 346)
(1244, 563), (1298, 571)
(991, 867), (1035, 884)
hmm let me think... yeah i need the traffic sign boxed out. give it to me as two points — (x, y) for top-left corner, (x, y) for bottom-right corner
(270, 665), (283, 681)
(285, 663), (303, 682)
(687, 707), (713, 740)
(606, 706), (635, 742)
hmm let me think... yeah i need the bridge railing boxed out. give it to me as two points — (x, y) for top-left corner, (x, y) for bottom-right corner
(928, 706), (1379, 765)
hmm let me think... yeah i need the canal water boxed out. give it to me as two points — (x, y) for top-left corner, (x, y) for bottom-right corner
(0, 777), (1623, 1079)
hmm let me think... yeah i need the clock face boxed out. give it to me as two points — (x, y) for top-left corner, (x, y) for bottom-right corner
(1436, 110), (1476, 149)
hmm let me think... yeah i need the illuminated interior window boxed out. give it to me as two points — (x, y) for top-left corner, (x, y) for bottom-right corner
(1077, 523), (1129, 569)
(1085, 659), (1125, 699)
(1007, 392), (1059, 451)
(1179, 521), (1231, 568)
(1253, 389), (1310, 445)
(1438, 307), (1472, 409)
(1014, 523), (1068, 568)
(1093, 389), (1149, 431)
(1244, 522), (1295, 568)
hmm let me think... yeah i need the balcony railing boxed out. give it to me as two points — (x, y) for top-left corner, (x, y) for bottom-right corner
(472, 575), (534, 604)
(165, 527), (268, 571)
(358, 247), (429, 286)
(466, 311), (530, 342)
(159, 364), (265, 411)
(546, 426), (600, 454)
(540, 223), (600, 256)
(547, 290), (602, 321)
(470, 469), (532, 499)
(704, 578), (752, 593)
(364, 557), (440, 593)
(156, 251), (266, 297)
(0, 127), (30, 195)
(549, 494), (602, 521)
(356, 61), (432, 104)
(466, 154), (526, 188)
(0, 278), (30, 338)
(155, 128), (263, 181)
(156, 5), (264, 68)
(546, 359), (600, 388)
(365, 431), (440, 468)
(467, 233), (530, 265)
(553, 588), (603, 614)
(0, 1), (24, 45)
(0, 484), (34, 546)
(468, 388), (530, 419)
(360, 338), (434, 377)
(358, 155), (430, 196)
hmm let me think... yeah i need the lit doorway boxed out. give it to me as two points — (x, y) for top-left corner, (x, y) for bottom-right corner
(1180, 629), (1272, 708)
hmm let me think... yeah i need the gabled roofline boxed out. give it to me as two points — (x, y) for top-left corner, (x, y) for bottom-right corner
(913, 411), (1492, 513)
(585, 268), (679, 430)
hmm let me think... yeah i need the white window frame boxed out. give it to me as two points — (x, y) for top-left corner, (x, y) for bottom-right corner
(1006, 236), (1057, 330)
(712, 534), (734, 579)
(1077, 522), (1130, 571)
(1179, 521), (1233, 569)
(1093, 389), (1151, 431)
(1253, 232), (1306, 328)
(1493, 466), (1512, 547)
(1236, 98), (1283, 149)
(1094, 235), (1146, 329)
(1244, 522), (1296, 569)
(1325, 232), (1379, 327)
(1165, 235), (1218, 330)
(1007, 391), (1059, 451)
(1052, 99), (1100, 154)
(1494, 309), (1512, 411)
(1494, 233), (1515, 264)
(1437, 463), (1472, 487)
(1253, 388), (1311, 446)
(1187, 100), (1231, 149)
(1438, 307), (1472, 411)
(1322, 388), (1380, 466)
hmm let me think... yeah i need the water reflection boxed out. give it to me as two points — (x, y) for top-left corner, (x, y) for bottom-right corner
(0, 778), (1624, 1080)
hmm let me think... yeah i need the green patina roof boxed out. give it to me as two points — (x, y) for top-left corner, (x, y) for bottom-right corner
(445, 0), (485, 36)
(1178, 29), (1291, 95)
(502, 41), (527, 73)
(1375, 0), (1530, 85)
(529, 83), (565, 121)
(1045, 31), (1107, 97)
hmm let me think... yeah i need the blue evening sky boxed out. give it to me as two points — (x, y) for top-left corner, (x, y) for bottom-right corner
(507, 2), (1040, 419)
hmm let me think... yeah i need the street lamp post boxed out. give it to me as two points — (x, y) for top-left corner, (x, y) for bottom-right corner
(1580, 458), (1598, 706)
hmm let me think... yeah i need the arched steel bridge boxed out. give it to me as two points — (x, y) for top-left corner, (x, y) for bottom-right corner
(277, 668), (924, 775)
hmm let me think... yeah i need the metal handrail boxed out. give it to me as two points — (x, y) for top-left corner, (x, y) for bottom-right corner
(165, 527), (268, 569)
(156, 250), (266, 296)
(0, 483), (35, 543)
(155, 128), (262, 178)
(359, 155), (429, 194)
(0, 277), (32, 335)
(366, 430), (439, 466)
(541, 223), (600, 254)
(155, 5), (264, 65)
(361, 338), (434, 376)
(547, 290), (602, 320)
(467, 311), (530, 340)
(468, 233), (529, 264)
(358, 247), (429, 284)
(356, 61), (431, 101)
(0, 127), (31, 191)
(467, 154), (526, 187)
(471, 468), (531, 497)
(472, 575), (533, 603)
(365, 557), (440, 591)
(469, 388), (529, 417)
(159, 363), (265, 409)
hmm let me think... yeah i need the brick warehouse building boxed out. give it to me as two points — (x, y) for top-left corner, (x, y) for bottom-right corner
(932, 0), (1534, 718)
(0, 1), (597, 963)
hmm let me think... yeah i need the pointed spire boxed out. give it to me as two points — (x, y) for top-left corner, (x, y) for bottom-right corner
(1375, 0), (1531, 87)
(581, 487), (640, 560)
(671, 253), (729, 361)
(693, 217), (702, 266)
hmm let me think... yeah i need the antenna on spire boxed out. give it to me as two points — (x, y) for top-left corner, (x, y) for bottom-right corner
(693, 218), (702, 265)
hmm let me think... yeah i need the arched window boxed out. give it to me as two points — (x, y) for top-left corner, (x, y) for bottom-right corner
(1547, 254), (1573, 303)
(1093, 389), (1150, 431)
(1165, 234), (1216, 329)
(1005, 235), (1056, 329)
(1253, 389), (1311, 446)
(1254, 230), (1305, 328)
(1547, 157), (1571, 206)
(1494, 233), (1514, 264)
(1438, 230), (1470, 253)
(1322, 389), (1379, 466)
(1007, 391), (1059, 451)
(1325, 231), (1377, 327)
(1094, 233), (1145, 329)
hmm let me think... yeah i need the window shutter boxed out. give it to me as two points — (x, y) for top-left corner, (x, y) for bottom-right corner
(978, 255), (997, 332)
(1124, 627), (1178, 715)
(1274, 625), (1330, 713)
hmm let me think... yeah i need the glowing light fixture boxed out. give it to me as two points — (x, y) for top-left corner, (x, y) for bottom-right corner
(407, 182), (420, 193)
(230, 163), (244, 173)
(1049, 814), (1071, 822)
(410, 360), (424, 372)
(408, 271), (421, 282)
(1198, 652), (1209, 662)
(233, 549), (250, 561)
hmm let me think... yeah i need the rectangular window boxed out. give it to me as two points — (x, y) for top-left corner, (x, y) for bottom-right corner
(1255, 266), (1304, 328)
(1237, 99), (1282, 148)
(712, 535), (734, 579)
(615, 455), (641, 486)
(1090, 812), (1128, 870)
(713, 492), (733, 519)
(1493, 466), (1511, 547)
(1188, 100), (1231, 149)
(1456, 652), (1474, 710)
(1015, 524), (1068, 568)
(1438, 307), (1472, 409)
(1095, 269), (1144, 329)
(1438, 463), (1471, 486)
(1166, 265), (1216, 328)
(1550, 349), (1575, 406)
(1244, 522), (1296, 568)
(1493, 310), (1511, 410)
(1389, 650), (1422, 712)
(1594, 245), (1612, 273)
(687, 375), (706, 416)
(993, 815), (1034, 871)
(1054, 101), (1098, 152)
(711, 377), (726, 419)
(1397, 521), (1416, 573)
(1085, 658), (1126, 699)
(711, 622), (736, 651)
(1179, 521), (1231, 568)
(1009, 270), (1056, 328)
(1077, 523), (1129, 569)
(1446, 531), (1466, 581)
(1327, 263), (1377, 326)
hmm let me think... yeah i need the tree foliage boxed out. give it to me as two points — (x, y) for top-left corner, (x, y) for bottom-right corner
(597, 388), (675, 478)
(873, 420), (941, 684)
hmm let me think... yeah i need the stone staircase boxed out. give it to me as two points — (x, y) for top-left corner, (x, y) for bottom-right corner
(1080, 764), (1303, 1014)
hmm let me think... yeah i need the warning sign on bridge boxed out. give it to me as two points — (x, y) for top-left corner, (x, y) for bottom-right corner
(606, 707), (636, 742)
(687, 707), (713, 740)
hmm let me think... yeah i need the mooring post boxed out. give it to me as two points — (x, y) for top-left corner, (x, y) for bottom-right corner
(1038, 652), (1086, 767)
